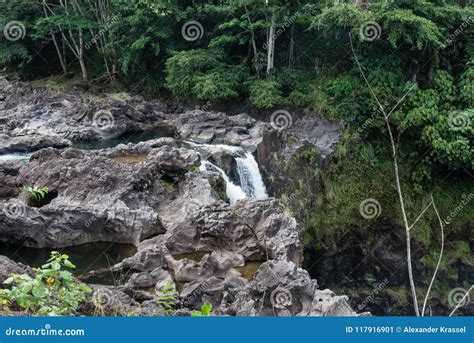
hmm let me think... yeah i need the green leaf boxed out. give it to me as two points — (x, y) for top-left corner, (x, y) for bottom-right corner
(201, 302), (212, 316)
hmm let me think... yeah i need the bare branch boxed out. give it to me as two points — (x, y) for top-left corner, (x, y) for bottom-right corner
(349, 33), (420, 316)
(421, 195), (444, 316)
(449, 285), (473, 317)
(409, 200), (433, 231)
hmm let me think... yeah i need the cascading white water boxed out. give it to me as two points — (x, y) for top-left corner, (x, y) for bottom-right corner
(235, 151), (268, 199)
(0, 153), (31, 162)
(188, 141), (268, 204)
(199, 160), (247, 204)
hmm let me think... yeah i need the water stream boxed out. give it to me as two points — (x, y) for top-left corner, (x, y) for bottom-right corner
(189, 141), (268, 204)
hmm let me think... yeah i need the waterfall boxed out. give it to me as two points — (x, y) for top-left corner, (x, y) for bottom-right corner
(199, 160), (247, 204)
(235, 151), (268, 199)
(188, 141), (268, 204)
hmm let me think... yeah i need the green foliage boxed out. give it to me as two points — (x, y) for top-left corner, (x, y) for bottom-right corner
(21, 185), (49, 201)
(165, 49), (243, 101)
(156, 282), (178, 316)
(249, 80), (282, 109)
(191, 302), (212, 317)
(0, 252), (91, 316)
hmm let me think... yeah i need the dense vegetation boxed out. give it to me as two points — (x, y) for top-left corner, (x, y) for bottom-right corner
(1, 0), (472, 178)
(1, 0), (473, 314)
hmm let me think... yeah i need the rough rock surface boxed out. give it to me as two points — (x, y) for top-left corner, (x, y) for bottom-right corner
(0, 256), (33, 284)
(174, 110), (266, 150)
(0, 79), (358, 317)
(0, 143), (214, 247)
(0, 77), (172, 153)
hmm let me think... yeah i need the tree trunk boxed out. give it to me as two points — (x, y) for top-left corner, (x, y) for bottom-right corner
(288, 24), (295, 69)
(42, 0), (67, 75)
(78, 30), (88, 81)
(267, 10), (277, 74)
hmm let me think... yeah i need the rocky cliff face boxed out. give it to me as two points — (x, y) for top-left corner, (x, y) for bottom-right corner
(0, 77), (360, 316)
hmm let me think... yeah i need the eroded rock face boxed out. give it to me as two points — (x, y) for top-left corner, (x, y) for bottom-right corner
(0, 144), (209, 247)
(0, 77), (173, 154)
(175, 110), (267, 151)
(0, 79), (357, 316)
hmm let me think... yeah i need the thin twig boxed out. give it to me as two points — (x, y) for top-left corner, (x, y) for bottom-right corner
(421, 196), (444, 316)
(409, 200), (433, 231)
(449, 285), (473, 317)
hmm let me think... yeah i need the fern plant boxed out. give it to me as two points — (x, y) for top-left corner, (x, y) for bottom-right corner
(21, 186), (49, 201)
(156, 282), (178, 316)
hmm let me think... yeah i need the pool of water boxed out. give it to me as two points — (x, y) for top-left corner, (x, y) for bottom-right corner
(0, 241), (136, 278)
(72, 129), (175, 150)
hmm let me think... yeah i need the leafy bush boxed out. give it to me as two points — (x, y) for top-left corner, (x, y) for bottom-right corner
(165, 49), (243, 101)
(0, 252), (91, 316)
(249, 80), (283, 109)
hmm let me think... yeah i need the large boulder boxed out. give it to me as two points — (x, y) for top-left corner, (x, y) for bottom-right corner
(220, 260), (357, 316)
(175, 111), (266, 150)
